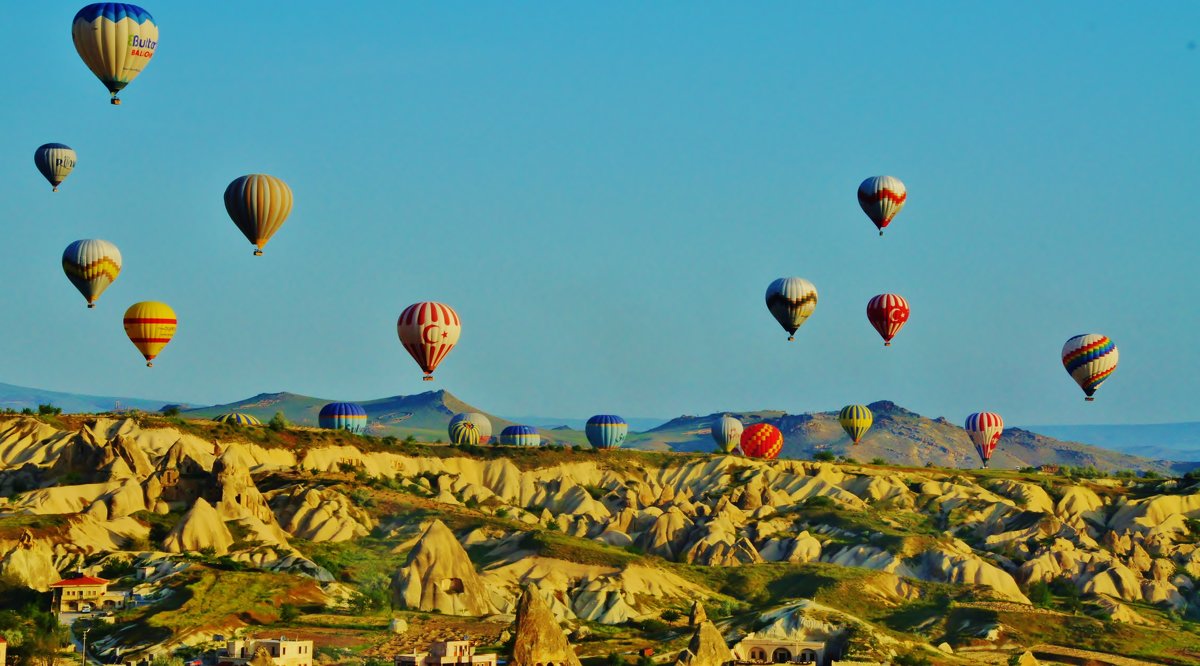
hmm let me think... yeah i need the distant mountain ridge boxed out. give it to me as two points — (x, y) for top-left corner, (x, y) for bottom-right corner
(1, 380), (1194, 472)
(1024, 422), (1200, 462)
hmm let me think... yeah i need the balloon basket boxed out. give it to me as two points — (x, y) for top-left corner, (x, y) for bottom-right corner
(884, 341), (891, 346)
(879, 230), (884, 236)
(146, 362), (153, 368)
(253, 249), (263, 256)
(52, 187), (58, 192)
(1085, 397), (1095, 402)
(787, 336), (794, 341)
(111, 98), (121, 106)
(87, 303), (95, 309)
(422, 375), (433, 381)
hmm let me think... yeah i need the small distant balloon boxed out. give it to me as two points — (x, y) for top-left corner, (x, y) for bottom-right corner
(1061, 334), (1118, 401)
(711, 415), (744, 454)
(397, 302), (461, 381)
(35, 144), (77, 191)
(838, 405), (873, 444)
(72, 3), (158, 105)
(499, 425), (540, 447)
(965, 412), (1003, 469)
(765, 277), (818, 341)
(586, 415), (628, 450)
(858, 176), (907, 236)
(866, 294), (910, 346)
(740, 423), (783, 460)
(319, 402), (367, 433)
(224, 175), (294, 256)
(123, 301), (176, 367)
(63, 239), (121, 308)
(214, 413), (261, 426)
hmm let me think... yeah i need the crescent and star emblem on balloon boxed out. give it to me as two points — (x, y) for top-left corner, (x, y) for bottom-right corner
(422, 325), (446, 345)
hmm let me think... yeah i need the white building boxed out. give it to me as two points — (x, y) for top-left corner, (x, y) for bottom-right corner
(395, 640), (497, 666)
(218, 638), (314, 666)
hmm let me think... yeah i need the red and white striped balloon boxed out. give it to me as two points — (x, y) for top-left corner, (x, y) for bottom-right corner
(397, 302), (461, 381)
(866, 293), (910, 346)
(964, 412), (1003, 468)
(857, 176), (907, 236)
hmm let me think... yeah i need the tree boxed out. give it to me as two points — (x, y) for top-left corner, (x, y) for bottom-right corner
(162, 405), (181, 417)
(606, 653), (625, 666)
(660, 608), (681, 622)
(1028, 580), (1053, 608)
(279, 603), (300, 622)
(813, 451), (836, 462)
(870, 457), (887, 466)
(149, 656), (185, 666)
(268, 412), (288, 431)
(37, 404), (62, 416)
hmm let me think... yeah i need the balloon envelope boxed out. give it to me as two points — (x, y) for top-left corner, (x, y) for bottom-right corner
(63, 239), (121, 308)
(499, 425), (540, 447)
(765, 277), (818, 341)
(397, 302), (461, 380)
(866, 294), (910, 346)
(586, 415), (628, 450)
(740, 423), (783, 459)
(449, 420), (482, 446)
(449, 412), (492, 444)
(838, 405), (873, 444)
(224, 175), (294, 255)
(123, 301), (176, 367)
(1061, 334), (1118, 401)
(858, 176), (907, 235)
(965, 412), (1003, 468)
(711, 416), (744, 454)
(35, 144), (77, 190)
(72, 3), (158, 104)
(214, 412), (261, 426)
(319, 402), (367, 433)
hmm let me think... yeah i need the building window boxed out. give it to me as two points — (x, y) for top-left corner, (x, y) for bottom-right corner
(750, 649), (767, 661)
(799, 650), (816, 664)
(772, 648), (791, 663)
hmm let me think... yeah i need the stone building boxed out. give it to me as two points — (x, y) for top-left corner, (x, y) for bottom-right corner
(732, 637), (825, 666)
(49, 574), (128, 613)
(394, 640), (497, 666)
(217, 638), (314, 666)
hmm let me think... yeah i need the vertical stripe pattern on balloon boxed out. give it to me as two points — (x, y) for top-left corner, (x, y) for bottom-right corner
(838, 405), (873, 444)
(63, 239), (122, 307)
(397, 302), (461, 380)
(964, 412), (1004, 467)
(224, 175), (294, 254)
(499, 425), (540, 447)
(319, 402), (368, 433)
(765, 277), (818, 340)
(711, 416), (744, 454)
(449, 412), (492, 444)
(585, 415), (628, 450)
(866, 293), (910, 345)
(71, 4), (158, 102)
(35, 144), (77, 190)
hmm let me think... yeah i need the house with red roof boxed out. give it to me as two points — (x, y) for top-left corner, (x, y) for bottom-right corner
(49, 574), (129, 614)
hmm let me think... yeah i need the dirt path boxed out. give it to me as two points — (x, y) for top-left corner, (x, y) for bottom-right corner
(1030, 644), (1166, 666)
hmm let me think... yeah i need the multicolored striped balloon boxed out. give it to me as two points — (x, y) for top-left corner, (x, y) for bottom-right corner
(740, 423), (783, 460)
(965, 412), (1003, 468)
(123, 301), (176, 367)
(866, 293), (910, 346)
(224, 175), (294, 256)
(397, 302), (461, 381)
(35, 144), (77, 191)
(765, 277), (818, 341)
(449, 412), (492, 444)
(1061, 334), (1118, 401)
(499, 425), (540, 447)
(71, 3), (158, 105)
(858, 176), (907, 236)
(838, 405), (873, 444)
(63, 239), (122, 308)
(711, 416), (744, 454)
(449, 419), (481, 446)
(319, 402), (367, 433)
(586, 415), (628, 450)
(214, 412), (261, 426)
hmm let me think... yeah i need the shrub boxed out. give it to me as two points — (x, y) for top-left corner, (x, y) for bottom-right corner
(802, 496), (836, 509)
(660, 608), (681, 622)
(606, 653), (625, 666)
(280, 603), (300, 622)
(162, 405), (181, 417)
(870, 457), (887, 466)
(20, 408), (34, 415)
(813, 451), (836, 462)
(893, 652), (931, 666)
(37, 404), (62, 416)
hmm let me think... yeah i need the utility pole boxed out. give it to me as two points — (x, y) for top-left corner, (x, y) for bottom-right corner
(82, 627), (91, 666)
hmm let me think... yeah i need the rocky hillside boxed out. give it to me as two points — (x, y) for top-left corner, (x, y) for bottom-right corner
(1, 414), (1199, 665)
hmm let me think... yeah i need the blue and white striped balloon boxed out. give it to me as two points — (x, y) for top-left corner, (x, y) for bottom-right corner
(35, 144), (77, 191)
(585, 415), (628, 450)
(499, 425), (540, 447)
(319, 402), (367, 433)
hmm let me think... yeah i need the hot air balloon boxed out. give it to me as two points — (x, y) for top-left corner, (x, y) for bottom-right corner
(397, 302), (461, 381)
(71, 3), (158, 105)
(214, 412), (261, 426)
(740, 423), (783, 460)
(449, 420), (481, 446)
(586, 415), (628, 450)
(499, 425), (540, 447)
(965, 412), (1003, 468)
(858, 176), (907, 236)
(62, 240), (121, 308)
(1062, 334), (1118, 401)
(866, 294), (910, 346)
(319, 402), (367, 433)
(838, 405), (873, 444)
(765, 278), (818, 341)
(35, 144), (77, 191)
(224, 175), (294, 256)
(123, 301), (175, 367)
(711, 415), (744, 454)
(449, 412), (492, 444)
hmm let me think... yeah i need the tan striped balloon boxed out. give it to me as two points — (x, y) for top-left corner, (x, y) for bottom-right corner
(223, 174), (294, 256)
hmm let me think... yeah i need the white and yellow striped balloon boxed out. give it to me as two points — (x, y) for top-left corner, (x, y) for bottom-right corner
(35, 144), (77, 191)
(223, 175), (294, 256)
(62, 239), (122, 308)
(765, 277), (818, 341)
(71, 4), (158, 105)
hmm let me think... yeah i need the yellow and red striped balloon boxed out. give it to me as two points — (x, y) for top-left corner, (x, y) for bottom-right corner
(397, 302), (461, 381)
(123, 301), (176, 367)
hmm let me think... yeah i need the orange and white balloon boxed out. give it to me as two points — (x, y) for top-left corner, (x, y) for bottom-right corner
(397, 302), (461, 381)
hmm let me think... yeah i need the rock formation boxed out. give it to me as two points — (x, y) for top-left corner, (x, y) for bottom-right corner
(675, 621), (735, 666)
(391, 520), (494, 615)
(162, 498), (234, 555)
(511, 585), (582, 666)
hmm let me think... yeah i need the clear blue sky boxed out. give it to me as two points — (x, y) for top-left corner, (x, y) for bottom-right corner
(1, 2), (1196, 425)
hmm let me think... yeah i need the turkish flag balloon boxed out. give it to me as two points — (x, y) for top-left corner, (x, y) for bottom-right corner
(397, 302), (461, 381)
(866, 293), (910, 346)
